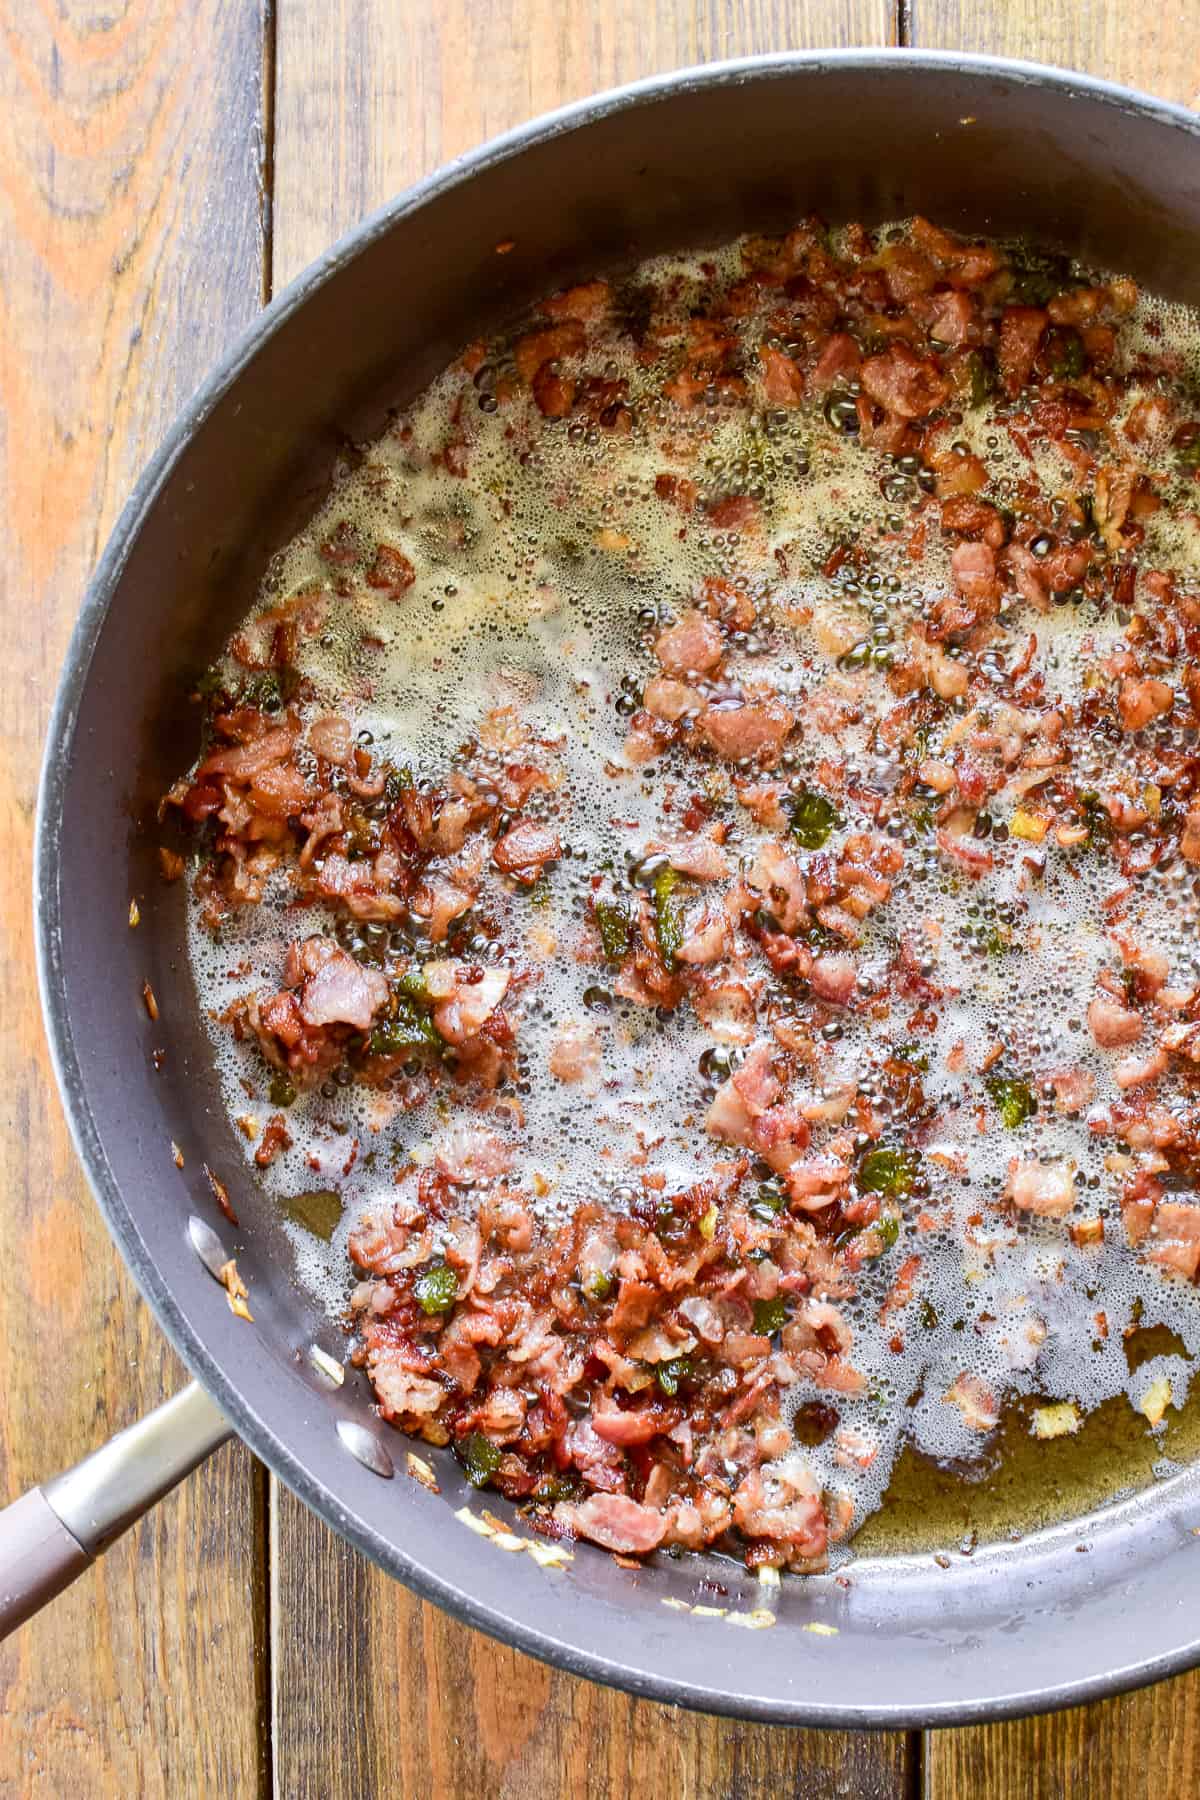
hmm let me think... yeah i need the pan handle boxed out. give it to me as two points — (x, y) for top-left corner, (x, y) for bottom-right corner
(0, 1380), (232, 1638)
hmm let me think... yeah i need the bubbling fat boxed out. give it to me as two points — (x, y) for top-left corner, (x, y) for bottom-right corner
(188, 223), (1200, 1545)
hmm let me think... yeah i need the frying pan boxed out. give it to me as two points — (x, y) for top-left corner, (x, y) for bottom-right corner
(7, 49), (1200, 1726)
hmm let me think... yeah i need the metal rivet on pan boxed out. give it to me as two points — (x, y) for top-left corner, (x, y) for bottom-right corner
(188, 1214), (230, 1281)
(336, 1418), (394, 1479)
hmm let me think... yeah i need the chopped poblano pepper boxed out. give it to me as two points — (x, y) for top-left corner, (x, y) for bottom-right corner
(656, 1355), (695, 1396)
(583, 1268), (614, 1303)
(413, 1262), (459, 1315)
(787, 786), (840, 849)
(385, 764), (415, 801)
(368, 996), (440, 1056)
(858, 1146), (920, 1199)
(753, 1297), (789, 1337)
(876, 1212), (901, 1251)
(965, 349), (994, 409)
(395, 965), (430, 1001)
(1047, 328), (1085, 380)
(1175, 436), (1200, 473)
(460, 1432), (502, 1488)
(594, 900), (633, 962)
(987, 1075), (1038, 1129)
(268, 1072), (297, 1108)
(652, 864), (684, 968)
(750, 1183), (786, 1223)
(1077, 790), (1112, 849)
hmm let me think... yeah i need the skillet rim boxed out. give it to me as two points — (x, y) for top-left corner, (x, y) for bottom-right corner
(32, 46), (1200, 1727)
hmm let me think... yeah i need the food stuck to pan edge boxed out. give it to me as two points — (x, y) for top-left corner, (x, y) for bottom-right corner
(160, 215), (1200, 1576)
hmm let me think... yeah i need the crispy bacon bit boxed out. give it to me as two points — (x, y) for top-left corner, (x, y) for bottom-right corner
(944, 1372), (999, 1431)
(286, 937), (389, 1030)
(1117, 676), (1174, 732)
(655, 609), (724, 678)
(697, 699), (794, 762)
(366, 544), (416, 596)
(759, 345), (805, 405)
(555, 1493), (667, 1556)
(1087, 992), (1142, 1049)
(1005, 1159), (1076, 1219)
(204, 1163), (239, 1226)
(255, 1113), (293, 1167)
(493, 821), (562, 879)
(998, 306), (1046, 395)
(860, 344), (949, 419)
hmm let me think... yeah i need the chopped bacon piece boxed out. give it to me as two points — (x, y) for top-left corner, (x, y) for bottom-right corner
(555, 1493), (667, 1556)
(365, 544), (416, 596)
(859, 343), (950, 419)
(493, 821), (562, 878)
(514, 319), (586, 383)
(1146, 1204), (1200, 1280)
(1087, 993), (1142, 1049)
(998, 306), (1047, 396)
(1005, 1159), (1076, 1219)
(811, 331), (861, 392)
(654, 609), (724, 678)
(1117, 676), (1174, 732)
(285, 937), (388, 1030)
(759, 345), (805, 405)
(697, 699), (794, 762)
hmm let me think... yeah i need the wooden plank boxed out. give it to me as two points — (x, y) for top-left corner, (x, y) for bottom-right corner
(924, 1683), (1200, 1800)
(271, 1507), (912, 1800)
(906, 3), (1200, 1795)
(270, 0), (897, 284)
(269, 4), (912, 1796)
(0, 2), (271, 1795)
(908, 0), (1200, 102)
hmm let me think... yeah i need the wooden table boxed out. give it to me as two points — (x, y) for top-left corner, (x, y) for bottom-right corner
(3, 3), (1200, 1793)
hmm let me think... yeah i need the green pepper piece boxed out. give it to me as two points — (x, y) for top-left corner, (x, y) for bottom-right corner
(753, 1297), (789, 1337)
(413, 1261), (459, 1315)
(385, 764), (416, 802)
(594, 900), (633, 963)
(652, 864), (684, 969)
(395, 965), (430, 1001)
(858, 1146), (920, 1199)
(583, 1268), (614, 1303)
(986, 1075), (1038, 1130)
(965, 349), (994, 410)
(268, 1073), (297, 1108)
(656, 1355), (694, 1397)
(750, 1182), (786, 1224)
(876, 1212), (901, 1251)
(368, 995), (439, 1055)
(1047, 328), (1085, 380)
(787, 786), (840, 849)
(460, 1432), (502, 1488)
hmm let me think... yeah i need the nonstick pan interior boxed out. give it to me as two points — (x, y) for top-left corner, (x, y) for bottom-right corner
(36, 52), (1200, 1725)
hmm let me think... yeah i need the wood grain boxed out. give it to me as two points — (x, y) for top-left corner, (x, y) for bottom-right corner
(269, 5), (911, 1797)
(271, 1507), (912, 1800)
(0, 1), (270, 1795)
(269, 0), (896, 286)
(909, 0), (1200, 105)
(905, 6), (1200, 1796)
